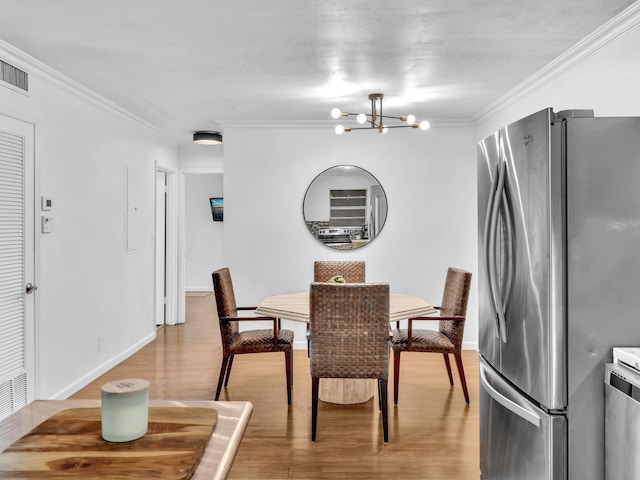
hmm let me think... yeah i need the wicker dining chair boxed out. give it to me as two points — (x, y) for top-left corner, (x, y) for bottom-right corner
(309, 282), (390, 443)
(313, 260), (365, 283)
(307, 260), (367, 356)
(391, 267), (472, 404)
(211, 268), (294, 404)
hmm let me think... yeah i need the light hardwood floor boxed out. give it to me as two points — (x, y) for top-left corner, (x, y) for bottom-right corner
(72, 293), (480, 479)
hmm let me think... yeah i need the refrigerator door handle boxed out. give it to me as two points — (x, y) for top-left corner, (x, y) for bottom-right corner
(484, 163), (501, 338)
(480, 362), (541, 428)
(489, 160), (508, 342)
(500, 158), (515, 314)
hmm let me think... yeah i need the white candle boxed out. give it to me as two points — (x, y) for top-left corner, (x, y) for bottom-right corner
(101, 378), (149, 442)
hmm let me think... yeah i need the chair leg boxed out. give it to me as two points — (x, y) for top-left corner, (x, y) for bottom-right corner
(393, 349), (401, 405)
(454, 353), (470, 404)
(380, 378), (389, 444)
(377, 379), (382, 411)
(215, 356), (230, 401)
(443, 353), (454, 386)
(223, 355), (235, 387)
(311, 377), (319, 441)
(285, 351), (292, 405)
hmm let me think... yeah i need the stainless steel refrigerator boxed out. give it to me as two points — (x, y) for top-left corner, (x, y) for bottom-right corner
(477, 108), (640, 479)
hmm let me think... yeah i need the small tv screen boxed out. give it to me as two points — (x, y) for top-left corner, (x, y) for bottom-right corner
(210, 197), (223, 222)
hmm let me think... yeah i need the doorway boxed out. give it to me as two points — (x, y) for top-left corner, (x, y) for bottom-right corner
(177, 167), (223, 323)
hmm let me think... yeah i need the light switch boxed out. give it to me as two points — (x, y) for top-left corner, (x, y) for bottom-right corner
(41, 215), (54, 233)
(41, 196), (53, 211)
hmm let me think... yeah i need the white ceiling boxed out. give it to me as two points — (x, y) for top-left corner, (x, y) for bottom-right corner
(0, 0), (635, 142)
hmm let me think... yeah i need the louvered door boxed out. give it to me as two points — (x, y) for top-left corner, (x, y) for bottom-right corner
(0, 114), (34, 420)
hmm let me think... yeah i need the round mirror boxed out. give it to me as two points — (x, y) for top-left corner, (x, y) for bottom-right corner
(303, 165), (388, 250)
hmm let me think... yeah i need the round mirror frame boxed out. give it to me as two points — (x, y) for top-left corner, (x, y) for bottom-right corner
(303, 165), (388, 250)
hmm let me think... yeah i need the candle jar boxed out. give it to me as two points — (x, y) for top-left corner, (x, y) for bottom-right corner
(101, 378), (150, 442)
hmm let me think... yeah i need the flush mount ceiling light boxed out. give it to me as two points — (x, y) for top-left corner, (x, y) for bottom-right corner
(331, 93), (430, 135)
(193, 131), (223, 145)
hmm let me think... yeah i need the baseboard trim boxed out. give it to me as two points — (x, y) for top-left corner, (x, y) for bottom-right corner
(49, 331), (157, 399)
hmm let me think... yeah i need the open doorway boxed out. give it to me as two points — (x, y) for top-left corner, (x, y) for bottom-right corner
(177, 167), (224, 323)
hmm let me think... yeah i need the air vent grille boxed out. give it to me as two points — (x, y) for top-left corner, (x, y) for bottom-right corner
(1, 60), (28, 92)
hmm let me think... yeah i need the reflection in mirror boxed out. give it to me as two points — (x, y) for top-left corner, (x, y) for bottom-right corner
(303, 165), (388, 250)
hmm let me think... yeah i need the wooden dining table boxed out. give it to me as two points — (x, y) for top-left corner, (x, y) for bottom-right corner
(256, 291), (436, 404)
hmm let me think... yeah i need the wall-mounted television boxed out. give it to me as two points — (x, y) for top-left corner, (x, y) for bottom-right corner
(210, 197), (224, 222)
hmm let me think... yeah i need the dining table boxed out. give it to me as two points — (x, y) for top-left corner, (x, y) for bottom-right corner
(0, 399), (252, 479)
(256, 291), (436, 404)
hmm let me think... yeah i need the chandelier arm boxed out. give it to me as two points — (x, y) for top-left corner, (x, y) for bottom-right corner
(340, 113), (420, 121)
(378, 114), (409, 121)
(342, 125), (416, 131)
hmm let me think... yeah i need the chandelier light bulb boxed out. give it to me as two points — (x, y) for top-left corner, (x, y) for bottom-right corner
(356, 113), (367, 124)
(330, 108), (342, 119)
(381, 126), (389, 134)
(406, 115), (416, 125)
(335, 124), (345, 135)
(419, 120), (431, 131)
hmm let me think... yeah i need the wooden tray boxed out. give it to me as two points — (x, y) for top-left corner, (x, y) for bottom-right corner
(0, 406), (218, 479)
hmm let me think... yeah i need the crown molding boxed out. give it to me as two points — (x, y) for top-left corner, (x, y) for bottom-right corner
(0, 39), (159, 133)
(474, 2), (640, 124)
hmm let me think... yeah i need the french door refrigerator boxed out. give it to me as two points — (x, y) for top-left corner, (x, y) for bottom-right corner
(477, 108), (640, 479)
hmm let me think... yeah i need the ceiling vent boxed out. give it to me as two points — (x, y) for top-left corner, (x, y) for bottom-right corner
(0, 60), (28, 92)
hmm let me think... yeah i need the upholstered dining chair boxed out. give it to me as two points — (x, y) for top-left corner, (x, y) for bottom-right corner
(211, 267), (294, 404)
(308, 282), (390, 443)
(391, 267), (472, 404)
(313, 260), (365, 283)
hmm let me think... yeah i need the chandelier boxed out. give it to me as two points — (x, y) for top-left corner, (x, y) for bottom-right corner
(330, 93), (430, 135)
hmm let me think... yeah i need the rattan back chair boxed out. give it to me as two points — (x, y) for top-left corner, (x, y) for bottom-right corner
(391, 267), (472, 404)
(313, 260), (365, 283)
(212, 267), (294, 404)
(309, 282), (390, 443)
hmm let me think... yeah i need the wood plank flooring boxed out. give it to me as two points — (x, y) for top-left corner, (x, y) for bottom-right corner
(71, 293), (480, 479)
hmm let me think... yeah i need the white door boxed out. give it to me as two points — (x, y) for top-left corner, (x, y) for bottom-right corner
(155, 170), (167, 325)
(0, 114), (35, 420)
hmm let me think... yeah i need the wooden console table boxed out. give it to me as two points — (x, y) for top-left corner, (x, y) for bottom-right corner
(0, 399), (252, 479)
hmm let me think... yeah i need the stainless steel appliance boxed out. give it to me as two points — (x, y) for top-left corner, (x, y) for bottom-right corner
(477, 108), (640, 479)
(604, 362), (640, 480)
(316, 228), (352, 244)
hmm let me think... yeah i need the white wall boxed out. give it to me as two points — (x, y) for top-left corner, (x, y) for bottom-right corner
(184, 173), (224, 290)
(0, 43), (178, 398)
(178, 141), (224, 169)
(222, 125), (478, 350)
(476, 13), (640, 138)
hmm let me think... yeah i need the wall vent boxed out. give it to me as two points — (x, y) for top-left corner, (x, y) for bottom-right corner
(0, 373), (27, 421)
(0, 59), (29, 92)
